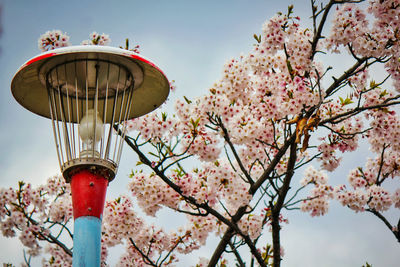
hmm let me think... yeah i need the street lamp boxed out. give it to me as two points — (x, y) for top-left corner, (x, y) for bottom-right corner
(11, 45), (170, 266)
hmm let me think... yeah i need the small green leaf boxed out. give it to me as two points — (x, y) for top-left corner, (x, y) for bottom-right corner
(125, 38), (129, 50)
(190, 117), (201, 129)
(339, 96), (353, 106)
(369, 80), (380, 89)
(161, 112), (168, 121)
(288, 4), (294, 15)
(253, 34), (261, 43)
(344, 98), (353, 105)
(286, 59), (294, 78)
(129, 169), (142, 177)
(183, 96), (192, 104)
(379, 89), (388, 98)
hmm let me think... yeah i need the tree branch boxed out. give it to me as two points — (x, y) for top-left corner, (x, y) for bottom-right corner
(320, 99), (400, 125)
(251, 133), (297, 194)
(309, 0), (335, 61)
(215, 115), (254, 185)
(325, 57), (368, 97)
(366, 209), (400, 243)
(129, 238), (158, 266)
(14, 201), (73, 257)
(208, 133), (297, 267)
(120, 127), (269, 267)
(229, 241), (246, 267)
(271, 142), (297, 267)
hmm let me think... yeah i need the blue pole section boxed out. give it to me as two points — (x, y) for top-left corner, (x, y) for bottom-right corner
(73, 216), (102, 267)
(70, 170), (108, 266)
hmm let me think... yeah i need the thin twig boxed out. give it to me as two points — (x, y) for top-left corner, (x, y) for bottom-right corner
(229, 241), (246, 267)
(365, 209), (400, 243)
(129, 238), (158, 266)
(217, 116), (254, 185)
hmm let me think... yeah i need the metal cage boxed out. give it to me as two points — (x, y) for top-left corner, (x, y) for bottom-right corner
(12, 46), (170, 182)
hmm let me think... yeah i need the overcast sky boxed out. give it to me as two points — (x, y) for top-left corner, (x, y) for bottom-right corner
(0, 0), (399, 266)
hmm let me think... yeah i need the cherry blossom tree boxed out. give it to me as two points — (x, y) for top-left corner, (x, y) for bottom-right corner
(1, 0), (400, 266)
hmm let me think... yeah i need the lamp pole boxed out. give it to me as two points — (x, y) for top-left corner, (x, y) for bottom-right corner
(11, 45), (170, 266)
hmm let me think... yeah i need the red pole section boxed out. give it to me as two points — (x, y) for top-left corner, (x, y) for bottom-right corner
(70, 169), (109, 219)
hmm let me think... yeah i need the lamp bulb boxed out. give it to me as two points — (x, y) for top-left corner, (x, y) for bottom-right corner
(79, 109), (104, 152)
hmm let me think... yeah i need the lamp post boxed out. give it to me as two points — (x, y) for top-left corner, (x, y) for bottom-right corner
(11, 45), (170, 266)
